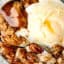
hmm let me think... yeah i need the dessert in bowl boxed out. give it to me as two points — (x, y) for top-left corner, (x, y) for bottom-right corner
(0, 0), (64, 64)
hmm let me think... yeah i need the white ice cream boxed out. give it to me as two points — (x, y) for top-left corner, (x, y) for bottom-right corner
(26, 0), (64, 47)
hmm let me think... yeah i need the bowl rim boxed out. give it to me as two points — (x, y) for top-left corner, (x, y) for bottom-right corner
(0, 0), (11, 9)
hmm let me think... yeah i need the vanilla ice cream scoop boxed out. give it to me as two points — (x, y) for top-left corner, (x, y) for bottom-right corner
(26, 0), (64, 47)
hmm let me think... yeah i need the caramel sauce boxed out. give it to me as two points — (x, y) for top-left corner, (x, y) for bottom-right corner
(2, 1), (28, 28)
